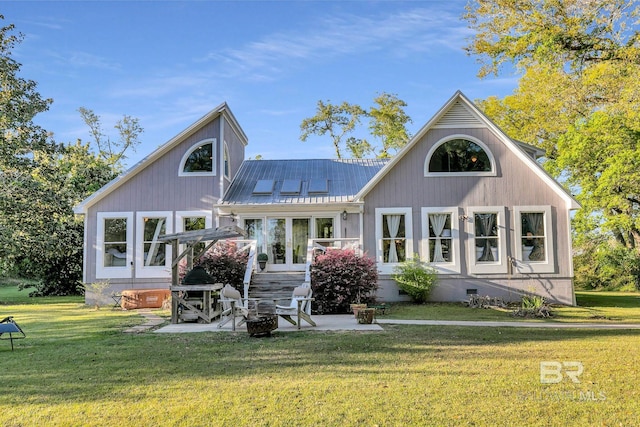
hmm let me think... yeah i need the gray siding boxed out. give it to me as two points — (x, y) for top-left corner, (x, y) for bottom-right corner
(84, 116), (234, 294)
(363, 126), (574, 303)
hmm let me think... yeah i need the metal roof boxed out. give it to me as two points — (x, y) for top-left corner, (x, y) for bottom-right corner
(221, 159), (389, 205)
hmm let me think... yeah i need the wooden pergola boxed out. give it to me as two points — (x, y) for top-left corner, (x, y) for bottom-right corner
(158, 225), (246, 323)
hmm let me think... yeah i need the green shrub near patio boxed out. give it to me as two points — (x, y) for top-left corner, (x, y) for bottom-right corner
(392, 255), (438, 303)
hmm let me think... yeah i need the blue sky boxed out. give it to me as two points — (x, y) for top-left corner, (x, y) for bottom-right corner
(4, 1), (518, 167)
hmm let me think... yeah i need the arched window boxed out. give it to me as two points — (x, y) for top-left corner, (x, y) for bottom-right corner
(425, 137), (494, 176)
(179, 139), (216, 176)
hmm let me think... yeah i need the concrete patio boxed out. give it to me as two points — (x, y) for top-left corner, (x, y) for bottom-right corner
(155, 314), (384, 333)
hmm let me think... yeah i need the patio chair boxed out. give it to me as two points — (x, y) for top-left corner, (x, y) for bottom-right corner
(0, 316), (26, 351)
(275, 285), (316, 329)
(217, 284), (251, 330)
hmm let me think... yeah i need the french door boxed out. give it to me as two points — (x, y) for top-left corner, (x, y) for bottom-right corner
(266, 217), (309, 271)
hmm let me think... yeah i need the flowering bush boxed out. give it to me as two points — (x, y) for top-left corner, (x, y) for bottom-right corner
(310, 249), (378, 314)
(179, 241), (249, 289)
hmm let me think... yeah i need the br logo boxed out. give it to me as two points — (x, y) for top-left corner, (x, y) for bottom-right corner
(540, 361), (584, 384)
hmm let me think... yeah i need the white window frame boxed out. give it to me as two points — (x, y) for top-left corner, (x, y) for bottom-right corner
(375, 207), (413, 274)
(136, 211), (173, 278)
(178, 138), (217, 177)
(424, 134), (496, 177)
(421, 207), (460, 274)
(176, 210), (213, 255)
(466, 206), (508, 274)
(514, 205), (555, 273)
(96, 212), (133, 279)
(223, 141), (230, 179)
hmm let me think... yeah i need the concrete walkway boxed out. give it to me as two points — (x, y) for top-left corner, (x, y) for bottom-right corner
(128, 311), (640, 334)
(376, 319), (640, 329)
(155, 314), (383, 333)
(123, 310), (165, 333)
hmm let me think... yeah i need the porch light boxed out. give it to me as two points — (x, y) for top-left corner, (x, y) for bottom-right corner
(342, 210), (348, 220)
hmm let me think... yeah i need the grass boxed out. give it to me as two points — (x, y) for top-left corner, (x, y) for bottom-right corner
(384, 291), (640, 323)
(2, 284), (640, 426)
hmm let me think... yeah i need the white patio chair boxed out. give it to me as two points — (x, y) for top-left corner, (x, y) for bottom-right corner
(275, 285), (316, 330)
(217, 284), (251, 330)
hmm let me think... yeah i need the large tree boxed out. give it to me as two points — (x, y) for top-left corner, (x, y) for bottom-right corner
(300, 93), (412, 159)
(0, 18), (59, 276)
(0, 17), (142, 294)
(464, 0), (640, 288)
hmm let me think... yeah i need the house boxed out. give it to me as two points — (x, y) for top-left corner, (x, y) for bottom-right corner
(74, 91), (579, 306)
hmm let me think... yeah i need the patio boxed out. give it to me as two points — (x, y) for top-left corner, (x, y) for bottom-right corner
(155, 314), (383, 334)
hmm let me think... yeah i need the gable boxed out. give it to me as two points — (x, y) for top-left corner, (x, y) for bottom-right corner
(432, 99), (484, 129)
(74, 103), (248, 214)
(355, 91), (579, 210)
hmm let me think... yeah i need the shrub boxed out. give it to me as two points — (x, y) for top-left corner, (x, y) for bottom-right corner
(310, 249), (378, 314)
(574, 242), (640, 291)
(392, 255), (437, 303)
(512, 293), (552, 318)
(180, 241), (249, 290)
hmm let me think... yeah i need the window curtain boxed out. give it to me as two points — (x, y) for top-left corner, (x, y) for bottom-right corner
(386, 215), (402, 263)
(524, 213), (544, 261)
(430, 214), (447, 262)
(477, 214), (495, 262)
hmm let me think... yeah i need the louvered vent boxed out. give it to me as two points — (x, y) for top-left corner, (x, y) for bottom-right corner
(433, 101), (484, 128)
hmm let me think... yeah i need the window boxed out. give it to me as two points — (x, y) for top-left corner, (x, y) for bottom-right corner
(96, 212), (133, 279)
(425, 136), (495, 176)
(136, 212), (173, 278)
(315, 217), (334, 239)
(176, 211), (213, 257)
(375, 208), (413, 272)
(467, 206), (507, 274)
(421, 207), (460, 274)
(514, 206), (555, 273)
(223, 142), (230, 179)
(253, 179), (274, 195)
(179, 139), (216, 176)
(244, 218), (264, 253)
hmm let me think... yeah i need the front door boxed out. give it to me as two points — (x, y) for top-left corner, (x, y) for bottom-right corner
(266, 217), (309, 271)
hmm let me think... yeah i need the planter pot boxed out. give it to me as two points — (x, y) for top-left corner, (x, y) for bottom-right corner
(258, 261), (267, 271)
(350, 304), (367, 318)
(357, 308), (376, 324)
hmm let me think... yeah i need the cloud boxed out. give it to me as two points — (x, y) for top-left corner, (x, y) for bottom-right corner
(201, 7), (467, 81)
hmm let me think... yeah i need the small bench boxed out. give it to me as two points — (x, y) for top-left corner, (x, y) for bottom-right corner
(0, 316), (26, 351)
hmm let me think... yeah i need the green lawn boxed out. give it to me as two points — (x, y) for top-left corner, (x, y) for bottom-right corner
(384, 291), (640, 323)
(2, 285), (640, 426)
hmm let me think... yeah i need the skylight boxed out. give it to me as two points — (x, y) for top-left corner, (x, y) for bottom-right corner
(253, 179), (274, 194)
(308, 178), (329, 193)
(281, 179), (301, 195)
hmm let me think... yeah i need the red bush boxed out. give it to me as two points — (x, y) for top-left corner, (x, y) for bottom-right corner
(310, 249), (378, 314)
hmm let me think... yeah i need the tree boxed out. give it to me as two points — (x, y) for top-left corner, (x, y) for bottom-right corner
(300, 100), (367, 158)
(78, 107), (142, 172)
(0, 17), (59, 277)
(369, 93), (412, 158)
(299, 93), (412, 159)
(464, 0), (640, 288)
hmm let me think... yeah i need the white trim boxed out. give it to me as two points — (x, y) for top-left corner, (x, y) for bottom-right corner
(96, 212), (133, 279)
(424, 134), (496, 177)
(135, 211), (173, 278)
(223, 140), (230, 180)
(178, 138), (217, 177)
(421, 207), (460, 274)
(375, 207), (413, 274)
(175, 211), (213, 232)
(513, 206), (556, 274)
(466, 206), (508, 274)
